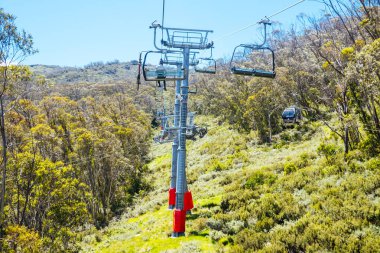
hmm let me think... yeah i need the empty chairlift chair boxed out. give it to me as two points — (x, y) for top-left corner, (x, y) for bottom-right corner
(195, 47), (216, 74)
(230, 20), (275, 78)
(154, 114), (178, 144)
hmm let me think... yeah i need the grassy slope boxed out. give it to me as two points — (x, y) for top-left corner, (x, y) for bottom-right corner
(80, 116), (325, 252)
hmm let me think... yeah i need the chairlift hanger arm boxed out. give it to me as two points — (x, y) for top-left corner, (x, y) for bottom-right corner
(149, 23), (164, 51)
(198, 46), (214, 60)
(137, 50), (149, 90)
(250, 20), (271, 48)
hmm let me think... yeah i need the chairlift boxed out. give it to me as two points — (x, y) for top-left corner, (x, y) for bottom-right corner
(153, 112), (207, 143)
(188, 83), (198, 94)
(154, 128), (178, 144)
(282, 106), (302, 125)
(185, 112), (208, 140)
(142, 50), (186, 82)
(137, 50), (168, 90)
(195, 47), (216, 74)
(230, 19), (276, 78)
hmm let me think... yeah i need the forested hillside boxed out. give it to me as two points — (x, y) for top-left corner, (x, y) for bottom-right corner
(0, 0), (380, 252)
(30, 60), (137, 85)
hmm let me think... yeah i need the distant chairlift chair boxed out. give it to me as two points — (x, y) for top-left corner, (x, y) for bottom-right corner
(137, 50), (186, 90)
(282, 106), (302, 125)
(185, 112), (208, 140)
(154, 112), (207, 143)
(195, 47), (216, 74)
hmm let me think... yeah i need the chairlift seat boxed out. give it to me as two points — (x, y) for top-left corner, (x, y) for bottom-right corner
(195, 57), (216, 74)
(231, 67), (276, 78)
(144, 68), (185, 81)
(195, 69), (216, 74)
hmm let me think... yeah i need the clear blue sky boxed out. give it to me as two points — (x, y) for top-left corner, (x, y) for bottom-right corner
(2, 0), (326, 66)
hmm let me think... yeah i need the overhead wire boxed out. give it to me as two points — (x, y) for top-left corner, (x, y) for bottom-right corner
(214, 0), (307, 42)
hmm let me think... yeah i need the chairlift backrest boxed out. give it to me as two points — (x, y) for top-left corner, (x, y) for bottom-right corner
(194, 47), (216, 74)
(195, 58), (216, 74)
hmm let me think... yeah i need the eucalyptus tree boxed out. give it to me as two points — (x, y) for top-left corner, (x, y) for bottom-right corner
(0, 8), (36, 226)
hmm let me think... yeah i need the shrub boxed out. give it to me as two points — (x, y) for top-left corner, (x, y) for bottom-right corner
(284, 161), (298, 175)
(2, 225), (43, 253)
(191, 217), (208, 232)
(210, 230), (227, 242)
(207, 158), (229, 172)
(245, 171), (277, 189)
(225, 220), (245, 235)
(365, 157), (380, 171)
(235, 229), (267, 251)
(317, 142), (340, 165)
(359, 134), (380, 157)
(206, 218), (224, 231)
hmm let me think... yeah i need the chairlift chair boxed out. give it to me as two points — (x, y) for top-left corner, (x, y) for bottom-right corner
(154, 128), (177, 144)
(153, 112), (207, 143)
(142, 50), (186, 82)
(230, 20), (276, 78)
(185, 112), (207, 140)
(282, 106), (302, 125)
(195, 58), (217, 74)
(195, 47), (216, 74)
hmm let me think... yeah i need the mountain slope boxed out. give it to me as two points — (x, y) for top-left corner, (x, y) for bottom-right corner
(80, 115), (342, 252)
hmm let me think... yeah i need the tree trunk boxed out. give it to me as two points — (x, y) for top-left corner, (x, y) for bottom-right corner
(344, 125), (349, 154)
(0, 98), (8, 227)
(268, 113), (272, 143)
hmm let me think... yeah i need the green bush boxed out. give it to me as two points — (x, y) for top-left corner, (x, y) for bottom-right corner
(284, 161), (298, 175)
(359, 134), (380, 157)
(317, 142), (340, 165)
(207, 158), (230, 171)
(235, 229), (267, 251)
(245, 171), (277, 189)
(365, 157), (380, 171)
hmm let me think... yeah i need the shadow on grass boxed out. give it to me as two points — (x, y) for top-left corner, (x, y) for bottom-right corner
(189, 230), (209, 237)
(186, 213), (200, 220)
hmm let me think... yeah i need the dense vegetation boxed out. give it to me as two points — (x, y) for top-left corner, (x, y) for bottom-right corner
(0, 0), (380, 252)
(194, 1), (380, 154)
(0, 9), (152, 252)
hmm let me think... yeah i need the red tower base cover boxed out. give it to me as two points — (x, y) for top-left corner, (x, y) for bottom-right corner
(169, 188), (176, 206)
(173, 209), (186, 232)
(184, 191), (194, 211)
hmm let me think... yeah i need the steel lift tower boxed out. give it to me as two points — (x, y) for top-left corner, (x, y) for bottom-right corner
(149, 24), (213, 237)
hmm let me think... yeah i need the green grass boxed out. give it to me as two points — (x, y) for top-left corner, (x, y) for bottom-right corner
(83, 206), (214, 253)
